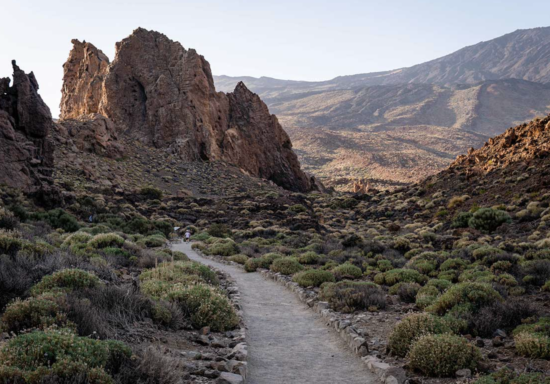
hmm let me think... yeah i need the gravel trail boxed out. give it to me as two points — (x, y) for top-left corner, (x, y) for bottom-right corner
(173, 242), (378, 384)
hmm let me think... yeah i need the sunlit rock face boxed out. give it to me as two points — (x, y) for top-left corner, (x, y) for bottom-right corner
(60, 28), (313, 192)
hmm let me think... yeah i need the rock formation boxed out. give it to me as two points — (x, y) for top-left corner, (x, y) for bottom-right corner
(450, 114), (550, 174)
(55, 114), (124, 158)
(0, 61), (55, 193)
(60, 40), (109, 119)
(60, 28), (312, 192)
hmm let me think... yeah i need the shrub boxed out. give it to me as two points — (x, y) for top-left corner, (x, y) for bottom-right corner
(468, 208), (512, 232)
(452, 212), (473, 228)
(332, 263), (362, 280)
(61, 231), (93, 248)
(388, 313), (453, 357)
(293, 269), (335, 287)
(474, 369), (550, 384)
(270, 257), (304, 275)
(137, 234), (167, 248)
(207, 223), (230, 238)
(466, 299), (538, 337)
(0, 293), (69, 334)
(204, 240), (239, 256)
(0, 230), (25, 256)
(320, 281), (385, 312)
(427, 282), (503, 315)
(0, 328), (130, 382)
(288, 204), (307, 213)
(244, 258), (263, 272)
(88, 233), (125, 249)
(514, 332), (550, 359)
(415, 285), (440, 309)
(0, 207), (18, 230)
(374, 268), (428, 286)
(140, 261), (218, 287)
(298, 251), (321, 265)
(228, 254), (249, 265)
(408, 334), (481, 377)
(397, 283), (420, 303)
(31, 269), (100, 295)
(166, 284), (238, 331)
(34, 209), (80, 232)
(140, 186), (163, 200)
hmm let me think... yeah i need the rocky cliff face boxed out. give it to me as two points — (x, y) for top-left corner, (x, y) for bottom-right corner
(0, 61), (55, 193)
(60, 28), (312, 192)
(450, 114), (550, 174)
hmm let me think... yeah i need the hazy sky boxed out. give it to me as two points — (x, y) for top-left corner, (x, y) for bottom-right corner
(2, 0), (550, 117)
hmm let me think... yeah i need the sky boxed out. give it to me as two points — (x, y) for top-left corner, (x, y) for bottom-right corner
(2, 0), (550, 117)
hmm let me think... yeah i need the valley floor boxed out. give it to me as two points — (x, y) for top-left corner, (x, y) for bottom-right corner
(173, 242), (378, 384)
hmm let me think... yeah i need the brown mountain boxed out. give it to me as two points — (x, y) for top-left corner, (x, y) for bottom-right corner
(60, 28), (314, 192)
(214, 27), (550, 190)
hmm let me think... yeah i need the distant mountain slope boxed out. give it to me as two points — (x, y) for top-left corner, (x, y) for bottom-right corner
(214, 27), (550, 190)
(216, 27), (550, 93)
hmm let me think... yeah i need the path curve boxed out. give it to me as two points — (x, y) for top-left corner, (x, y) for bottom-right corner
(173, 242), (378, 384)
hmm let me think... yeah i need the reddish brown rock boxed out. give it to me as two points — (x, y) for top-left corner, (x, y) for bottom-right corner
(56, 113), (124, 158)
(60, 28), (313, 192)
(60, 40), (109, 119)
(0, 61), (55, 193)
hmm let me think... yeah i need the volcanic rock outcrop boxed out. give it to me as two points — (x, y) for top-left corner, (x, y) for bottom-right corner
(451, 114), (550, 174)
(0, 61), (55, 193)
(60, 28), (312, 192)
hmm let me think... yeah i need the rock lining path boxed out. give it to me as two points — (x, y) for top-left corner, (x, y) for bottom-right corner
(173, 242), (378, 384)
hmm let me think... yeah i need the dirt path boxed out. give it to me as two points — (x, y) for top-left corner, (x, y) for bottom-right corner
(173, 242), (378, 384)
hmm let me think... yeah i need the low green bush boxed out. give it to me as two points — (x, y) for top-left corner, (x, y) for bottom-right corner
(166, 284), (239, 331)
(474, 368), (550, 384)
(137, 234), (166, 248)
(408, 334), (481, 377)
(33, 208), (80, 232)
(0, 293), (70, 333)
(452, 212), (473, 228)
(293, 269), (335, 287)
(31, 269), (100, 296)
(61, 231), (93, 248)
(88, 233), (125, 249)
(228, 254), (249, 265)
(298, 251), (321, 265)
(514, 332), (550, 359)
(388, 313), (454, 357)
(374, 268), (428, 286)
(332, 263), (362, 280)
(204, 240), (239, 256)
(140, 186), (163, 200)
(468, 208), (512, 232)
(320, 281), (385, 313)
(270, 257), (304, 275)
(426, 282), (503, 315)
(0, 328), (131, 383)
(207, 223), (230, 238)
(0, 207), (18, 230)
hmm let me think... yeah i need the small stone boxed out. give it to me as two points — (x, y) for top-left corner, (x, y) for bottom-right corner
(216, 372), (244, 384)
(201, 326), (211, 335)
(456, 368), (472, 378)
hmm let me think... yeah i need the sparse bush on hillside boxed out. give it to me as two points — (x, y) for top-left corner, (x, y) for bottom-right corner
(140, 186), (163, 200)
(374, 268), (428, 286)
(0, 328), (131, 382)
(208, 223), (230, 238)
(33, 209), (80, 232)
(88, 233), (125, 249)
(228, 254), (249, 265)
(332, 262), (362, 280)
(31, 269), (100, 296)
(468, 208), (511, 232)
(0, 207), (18, 230)
(270, 257), (304, 275)
(452, 212), (473, 228)
(320, 280), (385, 312)
(298, 251), (321, 265)
(474, 369), (550, 384)
(293, 269), (335, 287)
(204, 239), (239, 256)
(408, 334), (481, 377)
(426, 282), (503, 316)
(388, 313), (454, 357)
